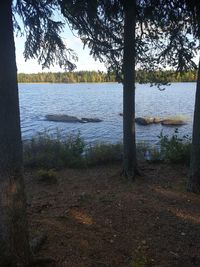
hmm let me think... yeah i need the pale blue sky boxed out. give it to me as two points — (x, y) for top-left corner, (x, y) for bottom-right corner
(14, 25), (106, 73)
(14, 16), (199, 74)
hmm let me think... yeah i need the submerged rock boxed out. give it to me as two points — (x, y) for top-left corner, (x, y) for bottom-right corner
(46, 114), (102, 123)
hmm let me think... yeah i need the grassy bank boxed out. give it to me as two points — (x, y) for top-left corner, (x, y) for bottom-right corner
(23, 132), (123, 170)
(23, 130), (191, 172)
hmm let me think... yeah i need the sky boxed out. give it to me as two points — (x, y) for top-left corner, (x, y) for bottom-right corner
(15, 24), (106, 73)
(14, 14), (199, 74)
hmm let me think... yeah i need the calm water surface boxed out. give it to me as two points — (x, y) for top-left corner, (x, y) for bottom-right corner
(19, 82), (196, 145)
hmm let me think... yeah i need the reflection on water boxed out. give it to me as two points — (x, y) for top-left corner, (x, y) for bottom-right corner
(19, 82), (196, 145)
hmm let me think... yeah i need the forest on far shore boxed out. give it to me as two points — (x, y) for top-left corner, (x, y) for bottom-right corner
(17, 70), (198, 83)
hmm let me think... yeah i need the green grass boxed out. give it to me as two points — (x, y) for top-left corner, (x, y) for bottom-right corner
(23, 132), (122, 170)
(23, 129), (192, 170)
(36, 169), (57, 183)
(85, 142), (122, 165)
(23, 131), (85, 169)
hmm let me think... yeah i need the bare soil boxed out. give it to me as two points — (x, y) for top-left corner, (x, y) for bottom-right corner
(25, 163), (200, 267)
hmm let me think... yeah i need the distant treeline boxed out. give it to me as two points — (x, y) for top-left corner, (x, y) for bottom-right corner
(17, 70), (198, 83)
(18, 71), (116, 83)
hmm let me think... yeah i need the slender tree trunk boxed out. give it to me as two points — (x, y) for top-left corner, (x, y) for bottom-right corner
(0, 1), (30, 266)
(122, 0), (138, 179)
(188, 59), (200, 193)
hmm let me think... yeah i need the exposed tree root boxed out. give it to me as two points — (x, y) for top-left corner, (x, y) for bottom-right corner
(120, 166), (141, 180)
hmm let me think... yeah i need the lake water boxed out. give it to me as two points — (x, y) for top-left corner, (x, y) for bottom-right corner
(19, 82), (196, 145)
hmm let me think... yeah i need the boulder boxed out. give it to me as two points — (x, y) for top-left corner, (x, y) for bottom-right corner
(161, 119), (187, 126)
(135, 117), (148, 125)
(135, 116), (187, 126)
(46, 114), (81, 123)
(135, 117), (154, 125)
(153, 117), (163, 123)
(146, 117), (155, 124)
(46, 114), (102, 123)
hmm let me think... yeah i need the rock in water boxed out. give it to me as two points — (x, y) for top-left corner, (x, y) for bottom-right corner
(153, 117), (163, 123)
(135, 116), (187, 126)
(161, 119), (187, 126)
(45, 114), (102, 123)
(46, 114), (81, 122)
(135, 117), (148, 125)
(135, 117), (154, 125)
(81, 118), (102, 123)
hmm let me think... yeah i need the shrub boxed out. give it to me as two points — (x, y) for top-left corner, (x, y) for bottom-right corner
(36, 169), (57, 183)
(23, 132), (124, 169)
(23, 131), (85, 169)
(85, 142), (123, 165)
(24, 129), (192, 170)
(158, 129), (191, 164)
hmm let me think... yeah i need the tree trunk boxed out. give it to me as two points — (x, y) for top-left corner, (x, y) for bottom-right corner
(0, 1), (30, 266)
(188, 59), (200, 193)
(122, 0), (138, 179)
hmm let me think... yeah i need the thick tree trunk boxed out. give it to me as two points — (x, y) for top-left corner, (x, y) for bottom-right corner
(188, 59), (200, 193)
(0, 1), (30, 266)
(122, 0), (138, 179)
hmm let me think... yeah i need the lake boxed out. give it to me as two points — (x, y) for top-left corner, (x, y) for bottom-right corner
(19, 82), (196, 145)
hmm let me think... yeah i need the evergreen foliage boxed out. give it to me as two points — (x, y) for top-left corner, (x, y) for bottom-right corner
(13, 0), (77, 70)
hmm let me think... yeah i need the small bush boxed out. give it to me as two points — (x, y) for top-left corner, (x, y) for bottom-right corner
(158, 129), (191, 164)
(85, 142), (123, 165)
(24, 129), (192, 170)
(23, 132), (85, 169)
(37, 169), (57, 183)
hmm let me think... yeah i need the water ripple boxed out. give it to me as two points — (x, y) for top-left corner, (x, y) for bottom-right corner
(18, 82), (196, 145)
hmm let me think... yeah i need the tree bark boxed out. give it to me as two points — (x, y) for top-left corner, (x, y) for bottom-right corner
(0, 1), (30, 266)
(122, 0), (138, 179)
(188, 59), (200, 193)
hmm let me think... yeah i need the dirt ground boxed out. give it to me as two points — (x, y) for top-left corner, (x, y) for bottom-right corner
(25, 162), (200, 267)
